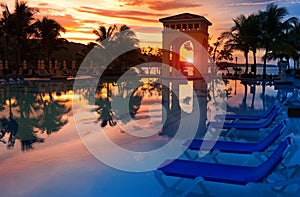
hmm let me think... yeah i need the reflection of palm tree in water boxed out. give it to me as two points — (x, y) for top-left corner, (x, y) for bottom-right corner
(11, 87), (44, 151)
(95, 98), (116, 127)
(0, 87), (20, 147)
(17, 113), (44, 151)
(250, 84), (256, 109)
(0, 88), (6, 112)
(111, 88), (144, 124)
(241, 81), (248, 110)
(37, 92), (70, 134)
(0, 108), (20, 149)
(1, 96), (19, 149)
(0, 116), (19, 148)
(94, 81), (160, 126)
(6, 116), (19, 149)
(16, 90), (46, 151)
(0, 85), (72, 150)
(0, 117), (9, 144)
(94, 92), (143, 126)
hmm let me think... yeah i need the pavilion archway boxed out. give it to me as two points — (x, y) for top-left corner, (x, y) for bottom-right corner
(159, 13), (212, 137)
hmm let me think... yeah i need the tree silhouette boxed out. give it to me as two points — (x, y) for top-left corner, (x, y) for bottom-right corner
(259, 4), (295, 77)
(288, 20), (300, 69)
(33, 16), (66, 62)
(247, 14), (261, 75)
(93, 25), (117, 48)
(93, 24), (143, 76)
(221, 3), (299, 77)
(0, 3), (14, 62)
(0, 0), (37, 69)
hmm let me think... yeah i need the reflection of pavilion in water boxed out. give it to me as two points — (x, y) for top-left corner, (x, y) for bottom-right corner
(158, 13), (212, 137)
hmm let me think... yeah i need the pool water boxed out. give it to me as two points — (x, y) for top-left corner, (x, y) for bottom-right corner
(0, 78), (299, 196)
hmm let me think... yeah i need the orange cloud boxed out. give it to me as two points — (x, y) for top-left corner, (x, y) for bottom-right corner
(68, 28), (94, 33)
(38, 3), (49, 6)
(148, 0), (202, 11)
(67, 37), (96, 42)
(79, 19), (104, 24)
(42, 14), (82, 29)
(33, 7), (66, 14)
(79, 6), (166, 17)
(75, 6), (166, 23)
(119, 0), (144, 6)
(131, 26), (162, 34)
(119, 0), (202, 10)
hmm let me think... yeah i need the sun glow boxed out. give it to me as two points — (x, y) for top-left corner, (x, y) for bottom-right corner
(180, 41), (194, 63)
(187, 58), (193, 63)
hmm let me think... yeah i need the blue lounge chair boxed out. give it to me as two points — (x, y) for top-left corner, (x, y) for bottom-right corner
(214, 100), (278, 120)
(184, 122), (285, 154)
(12, 75), (21, 84)
(207, 106), (281, 130)
(156, 137), (299, 196)
(3, 76), (14, 85)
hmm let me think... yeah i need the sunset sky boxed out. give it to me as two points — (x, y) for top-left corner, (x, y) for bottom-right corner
(2, 0), (300, 63)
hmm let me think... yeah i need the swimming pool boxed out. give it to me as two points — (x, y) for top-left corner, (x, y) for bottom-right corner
(0, 78), (299, 196)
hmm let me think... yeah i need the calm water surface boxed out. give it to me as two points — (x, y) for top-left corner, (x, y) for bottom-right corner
(0, 77), (299, 196)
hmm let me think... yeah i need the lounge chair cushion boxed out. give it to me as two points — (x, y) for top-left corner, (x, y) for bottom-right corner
(158, 138), (290, 185)
(214, 101), (278, 120)
(185, 122), (284, 153)
(208, 106), (280, 129)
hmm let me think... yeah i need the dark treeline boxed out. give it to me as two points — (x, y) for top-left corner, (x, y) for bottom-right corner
(210, 3), (300, 78)
(5, 1), (297, 79)
(0, 0), (70, 71)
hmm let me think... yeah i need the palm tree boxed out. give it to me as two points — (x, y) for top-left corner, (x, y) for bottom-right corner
(33, 17), (66, 62)
(265, 17), (299, 70)
(259, 4), (292, 78)
(13, 0), (37, 69)
(222, 15), (251, 75)
(247, 14), (261, 75)
(93, 24), (142, 75)
(285, 19), (300, 69)
(114, 25), (141, 73)
(0, 0), (36, 70)
(93, 25), (117, 48)
(211, 37), (233, 63)
(0, 3), (13, 61)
